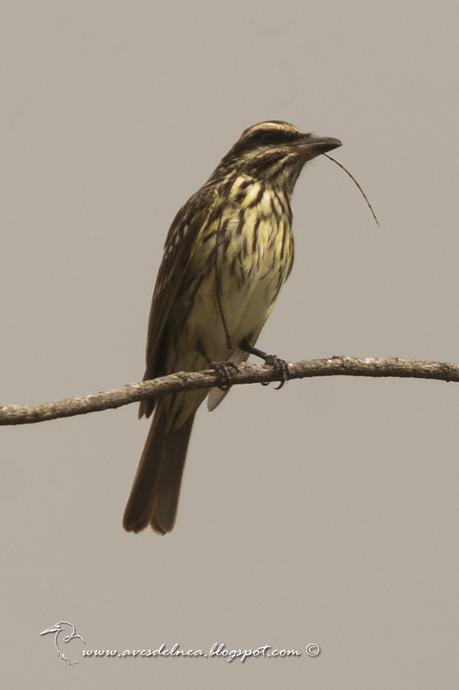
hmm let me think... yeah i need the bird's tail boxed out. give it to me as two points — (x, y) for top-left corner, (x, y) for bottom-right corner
(123, 402), (195, 534)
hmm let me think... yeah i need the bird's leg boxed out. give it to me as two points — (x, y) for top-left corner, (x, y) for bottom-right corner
(197, 343), (239, 391)
(240, 340), (290, 389)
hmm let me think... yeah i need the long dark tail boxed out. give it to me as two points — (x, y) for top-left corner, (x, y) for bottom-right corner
(123, 403), (195, 534)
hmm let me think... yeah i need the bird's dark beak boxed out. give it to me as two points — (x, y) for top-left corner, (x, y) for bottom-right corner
(295, 134), (342, 161)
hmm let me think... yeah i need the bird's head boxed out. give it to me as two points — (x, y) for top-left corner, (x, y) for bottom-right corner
(215, 120), (341, 192)
(40, 620), (75, 637)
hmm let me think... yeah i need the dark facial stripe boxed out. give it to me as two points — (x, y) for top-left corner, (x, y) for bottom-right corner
(231, 125), (305, 157)
(252, 215), (261, 253)
(280, 221), (287, 261)
(253, 151), (287, 172)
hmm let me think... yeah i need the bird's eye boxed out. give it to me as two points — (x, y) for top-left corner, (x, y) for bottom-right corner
(247, 129), (303, 148)
(258, 131), (280, 145)
(249, 130), (283, 146)
(226, 127), (301, 161)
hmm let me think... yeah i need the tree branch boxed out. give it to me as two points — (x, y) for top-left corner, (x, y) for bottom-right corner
(1, 356), (457, 426)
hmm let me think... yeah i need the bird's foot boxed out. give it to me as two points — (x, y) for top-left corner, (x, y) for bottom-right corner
(239, 340), (290, 390)
(209, 360), (239, 391)
(261, 355), (290, 389)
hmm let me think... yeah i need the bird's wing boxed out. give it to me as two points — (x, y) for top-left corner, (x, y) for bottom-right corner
(139, 184), (219, 418)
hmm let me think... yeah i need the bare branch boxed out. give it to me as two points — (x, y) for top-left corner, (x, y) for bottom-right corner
(1, 356), (457, 426)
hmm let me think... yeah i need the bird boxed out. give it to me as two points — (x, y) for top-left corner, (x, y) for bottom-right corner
(40, 620), (86, 664)
(123, 120), (341, 535)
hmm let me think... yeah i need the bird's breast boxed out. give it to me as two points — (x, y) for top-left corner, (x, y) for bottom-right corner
(224, 186), (293, 289)
(175, 182), (294, 359)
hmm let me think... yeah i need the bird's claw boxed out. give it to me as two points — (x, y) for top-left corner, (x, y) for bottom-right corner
(209, 360), (239, 391)
(261, 355), (290, 389)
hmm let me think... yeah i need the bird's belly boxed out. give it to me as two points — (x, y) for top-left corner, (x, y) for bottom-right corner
(186, 210), (292, 359)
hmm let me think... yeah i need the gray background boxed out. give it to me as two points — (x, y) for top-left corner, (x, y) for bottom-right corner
(1, 1), (457, 687)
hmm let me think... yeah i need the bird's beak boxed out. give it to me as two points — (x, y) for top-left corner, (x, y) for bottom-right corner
(295, 134), (342, 161)
(40, 624), (60, 635)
